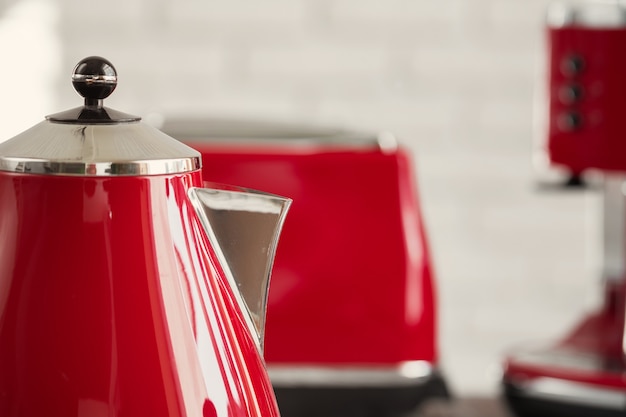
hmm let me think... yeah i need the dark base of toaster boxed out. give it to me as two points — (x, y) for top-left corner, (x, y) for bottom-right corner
(503, 380), (626, 417)
(272, 373), (450, 417)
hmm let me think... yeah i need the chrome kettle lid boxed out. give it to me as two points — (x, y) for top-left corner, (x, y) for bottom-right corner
(0, 56), (201, 176)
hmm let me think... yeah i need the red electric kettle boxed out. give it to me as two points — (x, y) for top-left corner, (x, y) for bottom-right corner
(0, 57), (290, 417)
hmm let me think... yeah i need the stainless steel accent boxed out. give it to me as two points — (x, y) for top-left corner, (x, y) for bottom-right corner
(547, 1), (626, 28)
(599, 175), (626, 357)
(268, 361), (434, 388)
(71, 74), (117, 84)
(0, 158), (199, 176)
(0, 121), (201, 176)
(602, 175), (626, 282)
(158, 118), (384, 150)
(512, 346), (615, 373)
(188, 186), (291, 350)
(376, 131), (399, 153)
(511, 376), (626, 411)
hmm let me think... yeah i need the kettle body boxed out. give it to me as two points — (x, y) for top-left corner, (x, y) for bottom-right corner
(0, 58), (289, 417)
(0, 171), (278, 417)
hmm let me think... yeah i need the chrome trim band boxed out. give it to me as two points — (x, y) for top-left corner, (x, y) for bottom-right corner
(72, 74), (117, 84)
(268, 361), (434, 388)
(511, 377), (626, 411)
(0, 157), (201, 176)
(159, 119), (395, 151)
(177, 134), (383, 150)
(510, 347), (613, 373)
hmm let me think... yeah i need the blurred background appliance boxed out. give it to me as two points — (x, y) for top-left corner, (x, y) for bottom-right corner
(160, 118), (449, 416)
(503, 1), (626, 416)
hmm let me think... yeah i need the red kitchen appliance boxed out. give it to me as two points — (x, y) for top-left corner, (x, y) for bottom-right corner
(0, 57), (291, 417)
(503, 2), (626, 416)
(160, 119), (449, 416)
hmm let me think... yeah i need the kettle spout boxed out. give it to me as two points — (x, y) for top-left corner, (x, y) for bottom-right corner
(189, 183), (291, 350)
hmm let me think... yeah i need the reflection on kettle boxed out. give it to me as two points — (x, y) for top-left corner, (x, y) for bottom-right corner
(0, 57), (290, 417)
(189, 184), (291, 348)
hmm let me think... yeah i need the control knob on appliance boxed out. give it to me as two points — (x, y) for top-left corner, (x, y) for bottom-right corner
(557, 111), (583, 131)
(558, 84), (583, 104)
(560, 54), (585, 76)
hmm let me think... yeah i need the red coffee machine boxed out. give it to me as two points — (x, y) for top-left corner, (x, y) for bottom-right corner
(0, 57), (291, 417)
(503, 2), (626, 416)
(160, 119), (449, 416)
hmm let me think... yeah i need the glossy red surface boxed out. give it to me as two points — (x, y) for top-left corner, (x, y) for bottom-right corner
(0, 171), (279, 417)
(547, 27), (626, 173)
(187, 143), (438, 365)
(504, 281), (626, 390)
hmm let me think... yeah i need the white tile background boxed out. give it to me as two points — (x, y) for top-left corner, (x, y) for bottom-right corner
(0, 0), (606, 397)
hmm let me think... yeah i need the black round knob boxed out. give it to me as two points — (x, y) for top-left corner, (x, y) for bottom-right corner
(558, 83), (584, 104)
(557, 111), (583, 131)
(71, 56), (117, 101)
(560, 55), (585, 77)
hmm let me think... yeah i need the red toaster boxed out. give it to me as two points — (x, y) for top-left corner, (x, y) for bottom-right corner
(161, 118), (449, 416)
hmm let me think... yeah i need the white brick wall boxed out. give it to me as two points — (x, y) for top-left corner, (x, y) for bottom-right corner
(0, 0), (600, 397)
